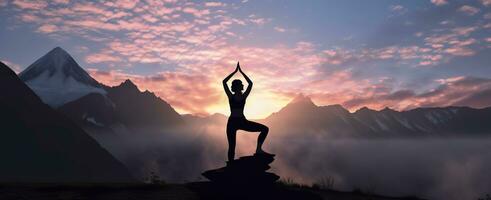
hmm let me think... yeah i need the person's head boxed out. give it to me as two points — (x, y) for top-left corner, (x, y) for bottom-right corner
(231, 79), (244, 94)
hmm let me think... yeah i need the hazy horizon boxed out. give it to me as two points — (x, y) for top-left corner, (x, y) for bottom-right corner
(88, 124), (491, 200)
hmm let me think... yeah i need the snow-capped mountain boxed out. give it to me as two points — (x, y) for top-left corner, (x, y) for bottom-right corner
(17, 47), (184, 131)
(19, 47), (105, 107)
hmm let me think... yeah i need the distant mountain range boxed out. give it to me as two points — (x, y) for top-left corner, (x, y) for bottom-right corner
(263, 95), (491, 137)
(11, 47), (491, 139)
(182, 94), (491, 138)
(19, 47), (183, 131)
(0, 61), (134, 182)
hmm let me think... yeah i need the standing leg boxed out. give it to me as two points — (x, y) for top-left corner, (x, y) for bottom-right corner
(226, 126), (237, 161)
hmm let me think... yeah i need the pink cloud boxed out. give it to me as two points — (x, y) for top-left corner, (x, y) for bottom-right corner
(322, 49), (355, 65)
(480, 0), (491, 6)
(445, 47), (475, 56)
(307, 76), (491, 112)
(12, 0), (47, 9)
(249, 18), (268, 25)
(72, 3), (111, 16)
(141, 14), (158, 23)
(182, 7), (210, 17)
(19, 13), (41, 22)
(449, 38), (477, 46)
(205, 2), (225, 7)
(274, 26), (286, 32)
(390, 5), (405, 12)
(421, 26), (481, 60)
(37, 24), (59, 33)
(431, 0), (448, 6)
(53, 0), (69, 4)
(112, 0), (139, 9)
(458, 5), (480, 16)
(86, 52), (123, 63)
(452, 26), (478, 36)
(107, 11), (131, 20)
(65, 20), (121, 31)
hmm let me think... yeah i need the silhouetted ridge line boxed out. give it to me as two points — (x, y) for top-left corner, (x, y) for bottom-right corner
(0, 61), (134, 182)
(264, 97), (491, 137)
(118, 79), (140, 92)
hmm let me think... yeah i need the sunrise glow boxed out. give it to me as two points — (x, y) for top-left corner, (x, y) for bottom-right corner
(1, 0), (491, 118)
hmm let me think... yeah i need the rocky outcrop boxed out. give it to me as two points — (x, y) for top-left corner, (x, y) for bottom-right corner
(202, 154), (279, 185)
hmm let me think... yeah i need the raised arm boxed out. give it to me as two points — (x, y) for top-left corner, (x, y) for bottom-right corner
(238, 62), (253, 97)
(223, 64), (238, 97)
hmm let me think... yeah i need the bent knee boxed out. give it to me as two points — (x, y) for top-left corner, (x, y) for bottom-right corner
(227, 128), (237, 135)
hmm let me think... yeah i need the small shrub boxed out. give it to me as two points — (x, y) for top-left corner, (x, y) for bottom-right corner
(312, 176), (335, 190)
(278, 177), (300, 187)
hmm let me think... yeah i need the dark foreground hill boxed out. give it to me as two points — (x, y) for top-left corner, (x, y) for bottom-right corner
(0, 62), (134, 182)
(0, 182), (426, 200)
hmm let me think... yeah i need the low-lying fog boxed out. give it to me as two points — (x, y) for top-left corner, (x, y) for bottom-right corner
(91, 127), (491, 200)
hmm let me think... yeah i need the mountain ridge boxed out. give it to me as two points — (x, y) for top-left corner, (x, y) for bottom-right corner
(17, 47), (491, 138)
(17, 47), (184, 131)
(264, 95), (491, 137)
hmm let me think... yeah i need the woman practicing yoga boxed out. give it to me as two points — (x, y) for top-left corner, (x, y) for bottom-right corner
(223, 62), (273, 161)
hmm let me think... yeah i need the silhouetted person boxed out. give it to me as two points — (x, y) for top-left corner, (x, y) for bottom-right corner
(223, 62), (274, 162)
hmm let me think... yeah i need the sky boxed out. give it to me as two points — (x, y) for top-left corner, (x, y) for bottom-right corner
(1, 0), (491, 118)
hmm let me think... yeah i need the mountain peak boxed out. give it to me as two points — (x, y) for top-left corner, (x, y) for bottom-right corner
(290, 94), (316, 106)
(19, 47), (98, 85)
(354, 106), (375, 114)
(50, 46), (70, 56)
(122, 79), (137, 87)
(21, 47), (71, 75)
(117, 79), (140, 92)
(18, 47), (104, 107)
(269, 94), (317, 118)
(381, 107), (396, 112)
